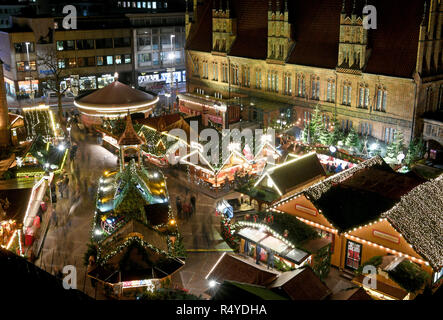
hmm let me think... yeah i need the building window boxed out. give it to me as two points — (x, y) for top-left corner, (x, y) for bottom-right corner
(255, 69), (262, 89)
(341, 119), (353, 132)
(359, 85), (369, 108)
(77, 57), (95, 67)
(222, 63), (228, 82)
(311, 76), (320, 100)
(384, 127), (396, 144)
(58, 59), (66, 69)
(376, 86), (387, 112)
(297, 76), (306, 97)
(327, 80), (335, 102)
(16, 61), (36, 72)
(267, 71), (278, 93)
(212, 62), (218, 81)
(437, 85), (443, 111)
(342, 82), (352, 106)
(56, 40), (75, 51)
(284, 73), (292, 95)
(202, 61), (209, 79)
(192, 57), (199, 77)
(96, 38), (113, 49)
(76, 39), (94, 50)
(359, 122), (372, 136)
(67, 58), (76, 68)
(114, 37), (131, 48)
(243, 66), (250, 87)
(138, 53), (151, 65)
(303, 111), (312, 126)
(231, 65), (239, 85)
(14, 42), (35, 53)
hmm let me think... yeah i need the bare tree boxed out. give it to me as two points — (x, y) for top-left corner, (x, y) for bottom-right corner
(37, 46), (70, 128)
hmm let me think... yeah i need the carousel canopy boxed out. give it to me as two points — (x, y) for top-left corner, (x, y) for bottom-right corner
(74, 80), (158, 117)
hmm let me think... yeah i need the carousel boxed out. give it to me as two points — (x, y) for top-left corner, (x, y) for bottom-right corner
(74, 73), (158, 127)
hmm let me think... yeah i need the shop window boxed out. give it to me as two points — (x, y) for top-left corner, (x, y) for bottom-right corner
(79, 76), (97, 90)
(124, 54), (131, 64)
(345, 240), (362, 270)
(115, 55), (122, 65)
(106, 56), (113, 65)
(97, 56), (104, 66)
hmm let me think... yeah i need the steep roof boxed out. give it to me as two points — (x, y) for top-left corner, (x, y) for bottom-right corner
(272, 156), (426, 232)
(0, 188), (32, 223)
(212, 281), (288, 300)
(0, 248), (91, 301)
(268, 267), (331, 300)
(187, 0), (424, 78)
(76, 81), (155, 107)
(261, 152), (326, 195)
(206, 253), (279, 286)
(118, 115), (146, 146)
(381, 174), (443, 270)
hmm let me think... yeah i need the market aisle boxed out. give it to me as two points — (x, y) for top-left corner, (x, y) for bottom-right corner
(35, 128), (117, 300)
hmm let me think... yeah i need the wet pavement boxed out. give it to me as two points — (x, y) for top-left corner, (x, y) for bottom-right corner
(34, 122), (231, 299)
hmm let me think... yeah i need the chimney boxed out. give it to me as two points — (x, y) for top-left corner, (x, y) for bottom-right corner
(0, 59), (10, 147)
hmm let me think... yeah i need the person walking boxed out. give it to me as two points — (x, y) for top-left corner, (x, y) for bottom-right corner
(176, 196), (182, 220)
(190, 195), (196, 217)
(256, 245), (261, 265)
(51, 209), (58, 227)
(64, 175), (70, 198)
(267, 251), (275, 269)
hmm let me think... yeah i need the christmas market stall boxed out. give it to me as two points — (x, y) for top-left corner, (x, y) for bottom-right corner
(269, 156), (443, 298)
(236, 152), (327, 212)
(86, 117), (184, 299)
(0, 188), (31, 255)
(22, 105), (60, 139)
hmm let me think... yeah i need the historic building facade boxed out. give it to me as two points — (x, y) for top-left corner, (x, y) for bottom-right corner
(183, 0), (443, 144)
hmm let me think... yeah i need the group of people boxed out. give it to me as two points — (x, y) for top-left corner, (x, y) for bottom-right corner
(175, 194), (196, 221)
(325, 161), (351, 174)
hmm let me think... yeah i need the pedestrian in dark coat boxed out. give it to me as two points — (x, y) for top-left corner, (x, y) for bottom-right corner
(176, 196), (182, 219)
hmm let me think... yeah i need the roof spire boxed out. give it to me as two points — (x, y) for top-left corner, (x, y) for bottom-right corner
(276, 0), (280, 12)
(421, 1), (427, 26)
(226, 0), (229, 11)
(268, 0), (272, 11)
(341, 0), (346, 13)
(352, 0), (356, 14)
(284, 0), (288, 12)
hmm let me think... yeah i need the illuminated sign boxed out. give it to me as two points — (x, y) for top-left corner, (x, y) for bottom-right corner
(122, 279), (155, 291)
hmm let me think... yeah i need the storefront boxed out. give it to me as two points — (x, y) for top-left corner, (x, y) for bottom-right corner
(18, 79), (38, 95)
(4, 77), (15, 96)
(138, 70), (186, 87)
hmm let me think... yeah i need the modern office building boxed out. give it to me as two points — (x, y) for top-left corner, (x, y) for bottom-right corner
(0, 0), (187, 97)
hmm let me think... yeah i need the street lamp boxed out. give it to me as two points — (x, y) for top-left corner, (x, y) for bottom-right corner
(169, 34), (175, 86)
(25, 42), (34, 101)
(165, 92), (171, 113)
